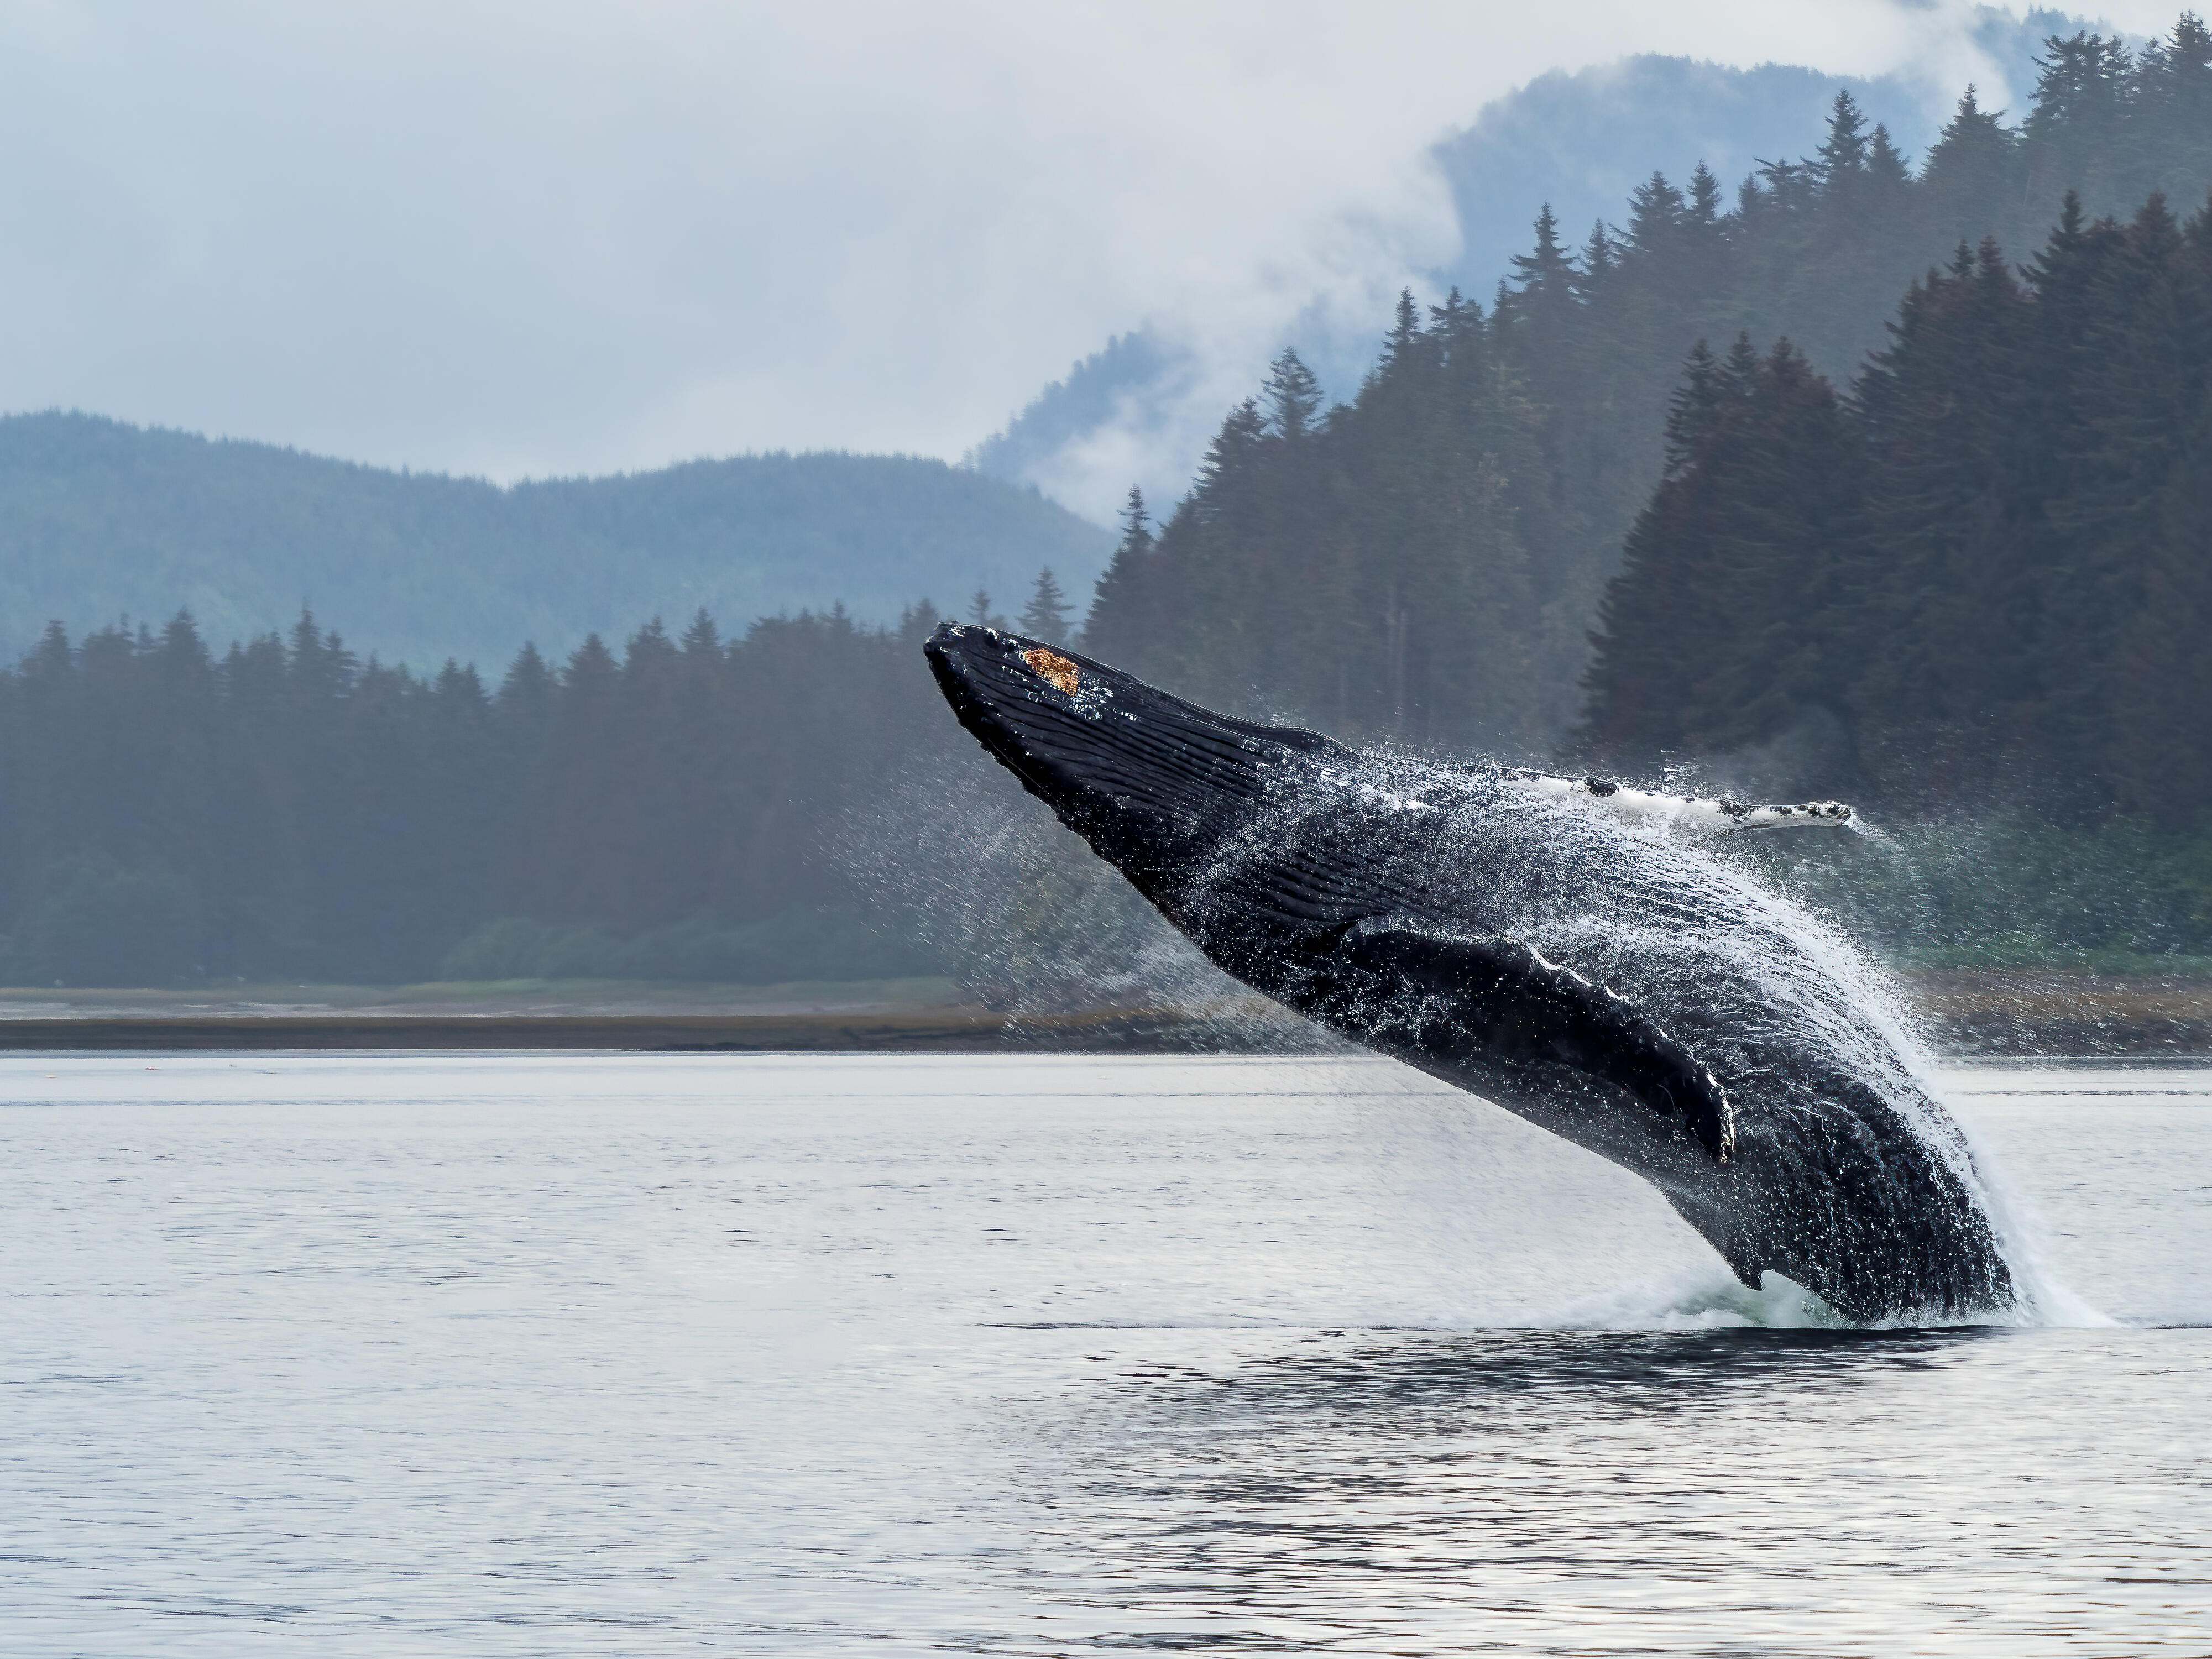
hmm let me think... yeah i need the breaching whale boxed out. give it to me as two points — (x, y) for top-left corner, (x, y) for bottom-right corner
(923, 622), (2016, 1323)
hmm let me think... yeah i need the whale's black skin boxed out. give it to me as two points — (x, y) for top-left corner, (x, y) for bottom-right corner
(924, 622), (2016, 1322)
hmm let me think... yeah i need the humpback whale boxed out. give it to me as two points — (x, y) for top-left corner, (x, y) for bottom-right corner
(923, 622), (2016, 1323)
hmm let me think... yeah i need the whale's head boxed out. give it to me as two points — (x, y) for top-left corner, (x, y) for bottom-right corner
(922, 622), (1341, 910)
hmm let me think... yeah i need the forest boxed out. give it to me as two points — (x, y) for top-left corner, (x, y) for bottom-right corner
(1087, 15), (2212, 752)
(4, 16), (2210, 986)
(1582, 195), (2211, 818)
(0, 605), (991, 986)
(972, 14), (2079, 506)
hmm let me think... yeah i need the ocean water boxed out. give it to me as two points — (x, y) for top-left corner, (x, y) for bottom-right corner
(0, 1050), (2206, 1655)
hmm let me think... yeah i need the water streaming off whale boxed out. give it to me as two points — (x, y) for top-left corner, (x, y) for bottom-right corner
(924, 624), (2053, 1323)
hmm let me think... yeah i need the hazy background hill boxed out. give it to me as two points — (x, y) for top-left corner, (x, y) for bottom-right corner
(969, 9), (2088, 516)
(0, 412), (1110, 668)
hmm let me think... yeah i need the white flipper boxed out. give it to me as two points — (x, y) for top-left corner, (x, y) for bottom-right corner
(1499, 768), (1853, 838)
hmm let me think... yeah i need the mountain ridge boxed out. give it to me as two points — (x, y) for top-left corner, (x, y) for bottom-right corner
(0, 410), (1110, 668)
(968, 9), (2095, 516)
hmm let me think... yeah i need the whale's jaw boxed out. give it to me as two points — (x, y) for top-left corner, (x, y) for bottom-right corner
(922, 622), (1339, 917)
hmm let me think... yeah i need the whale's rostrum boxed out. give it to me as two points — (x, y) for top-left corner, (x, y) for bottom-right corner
(923, 622), (2015, 1323)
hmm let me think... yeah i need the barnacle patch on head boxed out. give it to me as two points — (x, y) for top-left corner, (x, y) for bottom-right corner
(1023, 647), (1080, 695)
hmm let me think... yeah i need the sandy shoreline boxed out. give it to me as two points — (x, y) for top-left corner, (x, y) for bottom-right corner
(0, 970), (2208, 1056)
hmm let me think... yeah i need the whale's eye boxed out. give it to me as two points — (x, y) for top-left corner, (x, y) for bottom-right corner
(1023, 648), (1080, 695)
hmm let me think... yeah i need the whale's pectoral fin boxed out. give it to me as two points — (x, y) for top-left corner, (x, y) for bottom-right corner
(1322, 920), (1736, 1165)
(1498, 768), (1853, 838)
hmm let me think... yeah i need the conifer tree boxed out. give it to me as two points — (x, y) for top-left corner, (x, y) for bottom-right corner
(1813, 91), (1872, 191)
(1507, 204), (1576, 296)
(679, 609), (721, 658)
(1262, 349), (1324, 440)
(2026, 30), (2133, 214)
(1660, 340), (1725, 475)
(1687, 161), (1725, 227)
(2113, 392), (2212, 810)
(2135, 14), (2212, 206)
(1623, 172), (1687, 257)
(1921, 87), (2021, 247)
(1500, 206), (1582, 379)
(1018, 568), (1071, 640)
(1866, 124), (1912, 195)
(1576, 222), (1619, 299)
(1081, 486), (1155, 660)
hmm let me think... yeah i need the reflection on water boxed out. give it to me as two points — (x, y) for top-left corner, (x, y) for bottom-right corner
(1014, 1323), (2205, 1655)
(1153, 1323), (1987, 1414)
(0, 1053), (2206, 1655)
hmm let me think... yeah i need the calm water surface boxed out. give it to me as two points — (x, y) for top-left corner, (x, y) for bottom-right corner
(1, 1051), (2207, 1655)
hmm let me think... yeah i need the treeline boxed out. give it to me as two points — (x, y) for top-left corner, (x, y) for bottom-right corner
(1582, 191), (2212, 818)
(0, 608), (970, 985)
(1087, 304), (1555, 753)
(1086, 16), (2212, 751)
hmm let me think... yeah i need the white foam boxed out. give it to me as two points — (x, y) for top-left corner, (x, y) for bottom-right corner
(1500, 767), (1854, 839)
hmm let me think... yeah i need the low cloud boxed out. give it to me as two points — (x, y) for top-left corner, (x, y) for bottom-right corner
(0, 1), (2151, 491)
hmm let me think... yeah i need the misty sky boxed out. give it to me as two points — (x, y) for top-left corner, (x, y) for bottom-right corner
(0, 2), (2175, 490)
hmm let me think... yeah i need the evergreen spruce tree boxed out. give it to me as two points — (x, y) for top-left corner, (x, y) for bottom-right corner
(2025, 30), (2135, 218)
(1499, 205), (1583, 383)
(1812, 91), (1871, 192)
(1018, 568), (1072, 640)
(1866, 124), (1912, 196)
(1507, 204), (1576, 296)
(1660, 340), (1725, 475)
(1261, 349), (1324, 440)
(1850, 239), (2029, 794)
(1081, 486), (1156, 660)
(679, 609), (721, 659)
(1576, 222), (1619, 299)
(2112, 390), (2212, 810)
(1922, 87), (2022, 249)
(1622, 172), (1687, 258)
(2144, 13), (2212, 197)
(1680, 163), (1730, 286)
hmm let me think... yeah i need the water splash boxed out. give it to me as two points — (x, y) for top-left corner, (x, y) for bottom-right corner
(872, 655), (2099, 1326)
(1551, 1263), (2114, 1332)
(1522, 768), (2108, 1328)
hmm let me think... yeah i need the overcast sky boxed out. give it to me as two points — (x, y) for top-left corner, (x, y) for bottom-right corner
(0, 1), (2169, 488)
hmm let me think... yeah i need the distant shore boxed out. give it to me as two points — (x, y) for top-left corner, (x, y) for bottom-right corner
(1, 970), (2209, 1058)
(1901, 969), (2212, 1058)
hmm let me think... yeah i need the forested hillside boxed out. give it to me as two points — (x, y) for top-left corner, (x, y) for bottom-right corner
(1429, 12), (2069, 299)
(0, 414), (1110, 668)
(1583, 192), (2212, 818)
(970, 8), (2086, 511)
(1084, 17), (2212, 753)
(0, 608), (967, 986)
